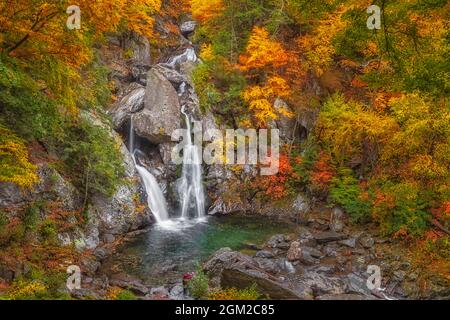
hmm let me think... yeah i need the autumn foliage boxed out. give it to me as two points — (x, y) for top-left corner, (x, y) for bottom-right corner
(190, 0), (224, 23)
(252, 153), (299, 200)
(239, 27), (293, 127)
(310, 151), (334, 193)
(0, 125), (38, 188)
(190, 0), (449, 240)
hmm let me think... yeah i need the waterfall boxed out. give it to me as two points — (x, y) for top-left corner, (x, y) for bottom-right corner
(178, 106), (205, 219)
(135, 165), (169, 223)
(167, 48), (197, 69)
(129, 121), (169, 223)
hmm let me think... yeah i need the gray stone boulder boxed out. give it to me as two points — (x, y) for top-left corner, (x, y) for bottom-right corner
(255, 250), (275, 259)
(132, 68), (181, 144)
(204, 248), (305, 299)
(297, 271), (347, 297)
(203, 248), (255, 277)
(153, 64), (188, 86)
(109, 273), (149, 296)
(221, 268), (304, 300)
(313, 231), (347, 243)
(109, 83), (145, 129)
(254, 258), (282, 274)
(345, 273), (375, 297)
(180, 21), (197, 35)
(266, 234), (289, 249)
(339, 238), (357, 248)
(287, 241), (321, 265)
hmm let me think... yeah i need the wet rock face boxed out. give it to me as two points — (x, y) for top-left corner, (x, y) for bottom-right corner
(80, 112), (152, 242)
(0, 164), (96, 251)
(207, 197), (248, 216)
(132, 68), (181, 144)
(0, 164), (83, 212)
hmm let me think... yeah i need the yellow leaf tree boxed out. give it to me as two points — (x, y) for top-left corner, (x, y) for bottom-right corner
(239, 26), (293, 127)
(0, 126), (38, 189)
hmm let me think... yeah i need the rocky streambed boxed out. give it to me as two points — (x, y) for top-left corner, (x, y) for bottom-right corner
(71, 205), (448, 300)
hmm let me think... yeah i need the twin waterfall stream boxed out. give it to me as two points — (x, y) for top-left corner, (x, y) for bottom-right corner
(128, 46), (205, 227)
(129, 115), (205, 227)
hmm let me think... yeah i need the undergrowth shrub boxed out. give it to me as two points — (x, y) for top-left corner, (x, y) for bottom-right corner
(61, 117), (124, 199)
(189, 265), (210, 299)
(116, 289), (136, 300)
(330, 168), (371, 223)
(372, 182), (430, 236)
(208, 284), (261, 300)
(5, 269), (71, 300)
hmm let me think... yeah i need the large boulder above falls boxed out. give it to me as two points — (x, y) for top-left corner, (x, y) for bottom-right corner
(152, 64), (188, 87)
(109, 83), (145, 130)
(132, 68), (181, 144)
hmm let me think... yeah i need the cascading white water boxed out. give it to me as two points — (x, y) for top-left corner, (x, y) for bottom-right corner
(129, 121), (169, 223)
(125, 47), (205, 226)
(135, 165), (169, 223)
(167, 48), (197, 68)
(178, 106), (205, 219)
